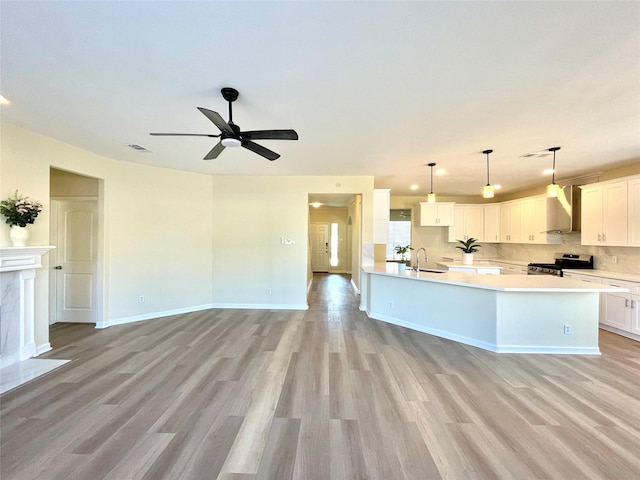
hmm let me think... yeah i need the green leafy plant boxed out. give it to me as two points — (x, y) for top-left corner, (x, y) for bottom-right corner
(0, 190), (43, 227)
(394, 244), (413, 261)
(455, 238), (481, 253)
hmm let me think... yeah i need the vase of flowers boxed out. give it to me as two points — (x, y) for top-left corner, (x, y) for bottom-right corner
(0, 190), (43, 246)
(455, 238), (481, 265)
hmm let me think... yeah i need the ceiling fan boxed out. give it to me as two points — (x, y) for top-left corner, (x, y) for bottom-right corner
(150, 87), (298, 161)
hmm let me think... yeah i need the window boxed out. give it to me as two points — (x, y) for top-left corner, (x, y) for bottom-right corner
(387, 209), (412, 260)
(330, 222), (339, 267)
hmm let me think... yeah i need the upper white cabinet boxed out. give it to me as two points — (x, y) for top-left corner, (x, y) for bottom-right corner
(500, 201), (521, 243)
(483, 204), (501, 243)
(417, 202), (454, 226)
(448, 205), (484, 242)
(520, 195), (561, 245)
(581, 180), (628, 246)
(628, 177), (640, 247)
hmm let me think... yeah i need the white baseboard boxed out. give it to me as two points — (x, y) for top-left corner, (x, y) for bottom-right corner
(36, 343), (52, 356)
(97, 302), (310, 328)
(210, 303), (308, 310)
(97, 304), (216, 329)
(366, 310), (600, 355)
(350, 279), (360, 295)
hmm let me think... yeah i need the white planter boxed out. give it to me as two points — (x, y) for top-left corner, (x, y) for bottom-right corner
(9, 225), (30, 247)
(462, 253), (474, 265)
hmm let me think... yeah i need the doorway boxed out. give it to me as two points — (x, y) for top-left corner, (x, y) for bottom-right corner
(49, 168), (103, 325)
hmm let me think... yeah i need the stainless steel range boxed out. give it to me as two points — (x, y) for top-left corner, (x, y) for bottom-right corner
(527, 253), (594, 277)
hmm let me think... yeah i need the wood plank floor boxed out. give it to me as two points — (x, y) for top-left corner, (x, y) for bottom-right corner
(2, 273), (640, 479)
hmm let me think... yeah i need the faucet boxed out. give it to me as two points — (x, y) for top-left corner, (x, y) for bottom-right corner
(414, 248), (428, 271)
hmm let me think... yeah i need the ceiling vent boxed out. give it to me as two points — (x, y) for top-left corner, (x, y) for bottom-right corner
(520, 151), (552, 158)
(127, 144), (151, 152)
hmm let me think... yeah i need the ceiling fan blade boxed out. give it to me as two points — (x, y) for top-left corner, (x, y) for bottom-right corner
(240, 129), (299, 141)
(197, 107), (233, 135)
(150, 133), (220, 137)
(241, 140), (280, 161)
(203, 142), (225, 160)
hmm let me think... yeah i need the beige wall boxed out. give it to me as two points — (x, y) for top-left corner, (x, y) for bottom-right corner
(210, 175), (373, 307)
(50, 168), (99, 197)
(1, 123), (215, 346)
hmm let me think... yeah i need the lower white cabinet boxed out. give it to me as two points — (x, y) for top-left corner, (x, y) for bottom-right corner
(493, 261), (528, 275)
(564, 272), (640, 340)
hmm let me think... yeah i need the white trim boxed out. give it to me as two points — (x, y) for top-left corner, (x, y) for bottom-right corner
(366, 311), (601, 355)
(210, 303), (308, 310)
(97, 304), (216, 328)
(97, 303), (310, 328)
(307, 278), (313, 294)
(599, 324), (640, 342)
(36, 343), (52, 356)
(351, 278), (360, 295)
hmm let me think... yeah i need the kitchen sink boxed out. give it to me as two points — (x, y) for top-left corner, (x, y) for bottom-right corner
(418, 268), (447, 274)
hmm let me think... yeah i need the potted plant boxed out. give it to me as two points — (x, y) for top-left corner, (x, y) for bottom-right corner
(455, 238), (480, 265)
(394, 244), (413, 270)
(0, 190), (43, 246)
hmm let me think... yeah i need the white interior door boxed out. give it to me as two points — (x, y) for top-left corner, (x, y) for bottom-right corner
(51, 199), (98, 323)
(310, 223), (330, 272)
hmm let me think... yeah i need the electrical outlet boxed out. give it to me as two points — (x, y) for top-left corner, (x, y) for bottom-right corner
(138, 296), (145, 303)
(564, 324), (571, 335)
(612, 256), (618, 264)
(389, 301), (393, 309)
(266, 288), (272, 294)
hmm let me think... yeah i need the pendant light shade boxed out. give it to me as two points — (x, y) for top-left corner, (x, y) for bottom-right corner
(427, 162), (436, 203)
(547, 147), (561, 198)
(482, 149), (494, 199)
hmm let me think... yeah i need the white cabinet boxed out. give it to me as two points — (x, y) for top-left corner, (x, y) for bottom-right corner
(581, 180), (628, 246)
(565, 272), (640, 341)
(520, 196), (561, 245)
(483, 204), (501, 243)
(493, 261), (528, 275)
(600, 279), (636, 333)
(417, 202), (454, 227)
(628, 177), (640, 247)
(500, 201), (521, 243)
(448, 204), (484, 242)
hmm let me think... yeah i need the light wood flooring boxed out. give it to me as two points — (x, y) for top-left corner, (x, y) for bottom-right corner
(2, 273), (640, 479)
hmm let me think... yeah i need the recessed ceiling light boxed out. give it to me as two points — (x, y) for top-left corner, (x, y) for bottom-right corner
(543, 168), (554, 175)
(435, 169), (446, 175)
(410, 184), (419, 190)
(310, 202), (322, 208)
(0, 95), (10, 105)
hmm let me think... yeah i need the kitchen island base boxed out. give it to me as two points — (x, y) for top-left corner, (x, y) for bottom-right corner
(361, 269), (605, 355)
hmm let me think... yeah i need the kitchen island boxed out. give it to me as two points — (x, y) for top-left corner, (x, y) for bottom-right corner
(361, 264), (628, 354)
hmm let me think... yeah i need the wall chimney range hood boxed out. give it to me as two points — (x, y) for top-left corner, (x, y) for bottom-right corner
(545, 185), (581, 233)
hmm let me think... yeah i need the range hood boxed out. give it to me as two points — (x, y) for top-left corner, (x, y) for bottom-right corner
(545, 185), (581, 233)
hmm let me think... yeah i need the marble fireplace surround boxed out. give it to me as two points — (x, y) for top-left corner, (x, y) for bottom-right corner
(1, 246), (54, 368)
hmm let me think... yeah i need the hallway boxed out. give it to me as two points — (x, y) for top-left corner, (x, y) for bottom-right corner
(1, 273), (639, 479)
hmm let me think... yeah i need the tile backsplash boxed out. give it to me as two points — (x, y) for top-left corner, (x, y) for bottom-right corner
(411, 228), (639, 275)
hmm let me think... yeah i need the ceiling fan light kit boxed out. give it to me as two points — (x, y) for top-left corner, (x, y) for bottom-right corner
(151, 87), (298, 161)
(482, 149), (495, 199)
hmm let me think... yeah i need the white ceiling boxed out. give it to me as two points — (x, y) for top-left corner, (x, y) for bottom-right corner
(2, 1), (639, 198)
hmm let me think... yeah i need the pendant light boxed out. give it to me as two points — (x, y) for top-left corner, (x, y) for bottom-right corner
(427, 162), (436, 203)
(546, 146), (561, 198)
(482, 149), (494, 199)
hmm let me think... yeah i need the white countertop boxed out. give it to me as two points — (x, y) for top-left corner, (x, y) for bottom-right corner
(363, 263), (628, 293)
(436, 261), (503, 269)
(564, 269), (640, 283)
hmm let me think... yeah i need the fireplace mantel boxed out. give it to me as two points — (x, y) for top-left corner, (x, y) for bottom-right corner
(1, 246), (56, 273)
(1, 245), (55, 368)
